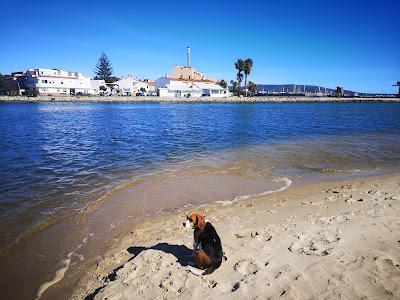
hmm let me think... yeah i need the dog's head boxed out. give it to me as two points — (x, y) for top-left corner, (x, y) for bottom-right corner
(183, 212), (206, 230)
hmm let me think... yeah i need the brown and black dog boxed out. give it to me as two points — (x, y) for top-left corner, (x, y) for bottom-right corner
(183, 212), (223, 275)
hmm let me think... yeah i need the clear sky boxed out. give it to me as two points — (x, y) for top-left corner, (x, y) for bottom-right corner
(1, 0), (399, 93)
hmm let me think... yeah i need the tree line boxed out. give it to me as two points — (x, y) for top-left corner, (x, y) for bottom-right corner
(96, 53), (256, 96)
(218, 58), (256, 96)
(0, 53), (255, 96)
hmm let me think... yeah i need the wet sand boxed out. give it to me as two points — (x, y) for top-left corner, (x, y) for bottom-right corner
(69, 173), (400, 299)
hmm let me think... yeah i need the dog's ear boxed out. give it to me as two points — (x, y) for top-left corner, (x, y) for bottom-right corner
(197, 214), (205, 230)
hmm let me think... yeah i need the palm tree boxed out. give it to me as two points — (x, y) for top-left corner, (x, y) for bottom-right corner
(230, 80), (238, 95)
(234, 59), (245, 95)
(237, 72), (243, 95)
(218, 79), (228, 89)
(248, 81), (257, 95)
(244, 58), (253, 97)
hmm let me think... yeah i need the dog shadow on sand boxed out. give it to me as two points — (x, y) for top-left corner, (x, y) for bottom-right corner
(84, 243), (192, 300)
(127, 243), (192, 266)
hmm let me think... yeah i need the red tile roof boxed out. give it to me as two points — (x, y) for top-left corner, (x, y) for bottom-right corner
(165, 77), (216, 83)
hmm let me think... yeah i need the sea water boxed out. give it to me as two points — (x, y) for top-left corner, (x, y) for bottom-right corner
(0, 101), (399, 298)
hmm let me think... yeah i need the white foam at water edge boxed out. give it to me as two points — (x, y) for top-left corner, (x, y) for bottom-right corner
(216, 177), (292, 206)
(35, 233), (95, 300)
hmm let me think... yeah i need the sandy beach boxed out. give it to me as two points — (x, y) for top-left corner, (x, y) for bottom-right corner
(2, 1), (399, 299)
(67, 173), (400, 300)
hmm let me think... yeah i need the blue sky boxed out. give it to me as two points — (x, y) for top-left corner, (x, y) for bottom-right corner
(1, 0), (399, 93)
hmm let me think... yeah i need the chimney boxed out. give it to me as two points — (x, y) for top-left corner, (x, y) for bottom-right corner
(187, 46), (190, 67)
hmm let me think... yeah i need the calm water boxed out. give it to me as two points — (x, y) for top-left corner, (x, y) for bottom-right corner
(0, 101), (400, 299)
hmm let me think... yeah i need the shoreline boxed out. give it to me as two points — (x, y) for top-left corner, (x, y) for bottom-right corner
(65, 172), (400, 300)
(0, 95), (399, 103)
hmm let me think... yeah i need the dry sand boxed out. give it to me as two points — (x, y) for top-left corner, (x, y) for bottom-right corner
(71, 174), (400, 299)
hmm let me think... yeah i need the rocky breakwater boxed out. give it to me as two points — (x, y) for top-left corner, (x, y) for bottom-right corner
(0, 95), (399, 103)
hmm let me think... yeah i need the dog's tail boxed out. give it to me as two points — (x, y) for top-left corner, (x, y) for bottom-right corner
(187, 265), (216, 276)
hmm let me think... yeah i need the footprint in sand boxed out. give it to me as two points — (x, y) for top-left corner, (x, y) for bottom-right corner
(273, 199), (287, 207)
(325, 195), (338, 202)
(301, 200), (325, 206)
(344, 195), (364, 204)
(375, 256), (400, 273)
(280, 216), (296, 231)
(229, 260), (260, 293)
(233, 259), (260, 276)
(333, 211), (356, 223)
(273, 264), (290, 279)
(251, 228), (273, 242)
(289, 229), (341, 256)
(367, 189), (388, 197)
(326, 184), (355, 194)
(386, 195), (400, 201)
(318, 211), (356, 225)
(241, 202), (255, 208)
(374, 256), (400, 295)
(233, 232), (248, 239)
(206, 280), (218, 288)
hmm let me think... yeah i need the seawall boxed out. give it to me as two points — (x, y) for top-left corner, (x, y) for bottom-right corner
(0, 95), (399, 103)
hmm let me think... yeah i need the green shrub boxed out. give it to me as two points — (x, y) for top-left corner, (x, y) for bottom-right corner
(25, 89), (38, 97)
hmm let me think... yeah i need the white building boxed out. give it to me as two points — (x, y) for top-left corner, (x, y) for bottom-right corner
(155, 47), (229, 98)
(135, 80), (157, 96)
(112, 75), (138, 95)
(112, 75), (157, 96)
(90, 79), (109, 95)
(156, 77), (229, 98)
(26, 68), (96, 95)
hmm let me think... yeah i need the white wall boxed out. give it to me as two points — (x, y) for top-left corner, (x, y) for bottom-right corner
(209, 89), (229, 98)
(155, 77), (229, 98)
(158, 88), (176, 97)
(26, 68), (95, 95)
(90, 79), (108, 95)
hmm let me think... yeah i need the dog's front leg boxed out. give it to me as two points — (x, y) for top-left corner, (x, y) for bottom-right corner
(192, 242), (198, 257)
(188, 242), (198, 266)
